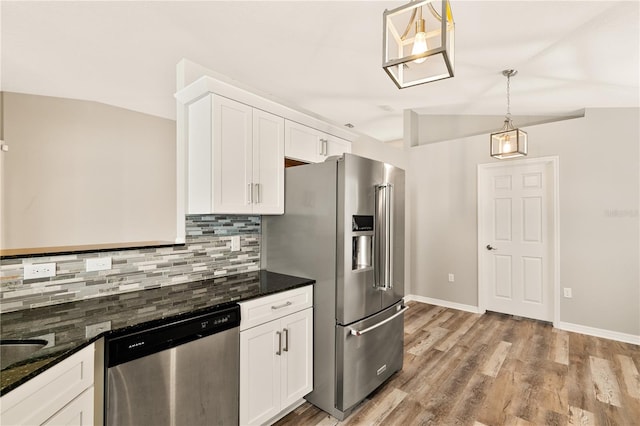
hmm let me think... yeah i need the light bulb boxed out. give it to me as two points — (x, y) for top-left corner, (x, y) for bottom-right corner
(502, 135), (512, 152)
(411, 18), (428, 64)
(412, 32), (428, 64)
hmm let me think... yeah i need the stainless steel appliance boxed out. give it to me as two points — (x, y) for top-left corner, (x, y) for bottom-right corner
(104, 304), (240, 426)
(265, 153), (406, 420)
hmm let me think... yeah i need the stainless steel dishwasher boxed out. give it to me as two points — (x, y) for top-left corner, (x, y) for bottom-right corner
(105, 304), (240, 426)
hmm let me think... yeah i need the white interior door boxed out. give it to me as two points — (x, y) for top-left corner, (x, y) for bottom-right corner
(479, 158), (558, 322)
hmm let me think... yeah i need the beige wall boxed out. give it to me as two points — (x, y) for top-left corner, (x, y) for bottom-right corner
(1, 92), (177, 250)
(406, 108), (639, 336)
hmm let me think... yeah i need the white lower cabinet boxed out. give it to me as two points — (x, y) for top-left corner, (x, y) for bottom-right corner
(43, 387), (94, 426)
(239, 286), (313, 426)
(0, 344), (95, 426)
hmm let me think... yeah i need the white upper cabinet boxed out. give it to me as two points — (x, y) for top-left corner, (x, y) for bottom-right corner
(284, 120), (351, 164)
(176, 74), (355, 215)
(284, 120), (322, 163)
(324, 134), (351, 158)
(252, 109), (285, 214)
(188, 94), (284, 215)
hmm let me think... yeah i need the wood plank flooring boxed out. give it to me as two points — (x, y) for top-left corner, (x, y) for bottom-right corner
(275, 301), (640, 426)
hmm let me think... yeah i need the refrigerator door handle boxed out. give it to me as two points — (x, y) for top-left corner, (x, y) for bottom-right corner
(349, 306), (409, 336)
(375, 183), (394, 291)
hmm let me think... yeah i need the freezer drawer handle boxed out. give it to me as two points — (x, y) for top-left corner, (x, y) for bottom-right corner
(271, 301), (293, 310)
(349, 306), (409, 337)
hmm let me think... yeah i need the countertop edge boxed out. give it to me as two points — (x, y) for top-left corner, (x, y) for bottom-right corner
(1, 272), (315, 396)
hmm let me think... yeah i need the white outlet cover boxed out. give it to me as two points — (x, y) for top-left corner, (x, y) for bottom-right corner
(24, 262), (56, 279)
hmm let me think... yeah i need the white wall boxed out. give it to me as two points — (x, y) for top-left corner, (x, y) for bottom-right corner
(1, 92), (177, 251)
(351, 134), (408, 170)
(407, 108), (639, 336)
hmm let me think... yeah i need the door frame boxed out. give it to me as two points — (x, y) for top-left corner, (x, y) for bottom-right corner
(477, 156), (560, 325)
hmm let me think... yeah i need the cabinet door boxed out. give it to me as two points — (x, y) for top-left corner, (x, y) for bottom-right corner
(280, 308), (313, 408)
(284, 120), (321, 163)
(253, 110), (284, 214)
(212, 96), (253, 214)
(240, 320), (282, 426)
(43, 387), (94, 426)
(324, 134), (351, 158)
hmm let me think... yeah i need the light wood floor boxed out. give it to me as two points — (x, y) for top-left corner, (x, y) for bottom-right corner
(276, 301), (640, 426)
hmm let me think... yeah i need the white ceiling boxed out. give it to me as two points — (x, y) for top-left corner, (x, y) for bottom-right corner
(2, 1), (638, 143)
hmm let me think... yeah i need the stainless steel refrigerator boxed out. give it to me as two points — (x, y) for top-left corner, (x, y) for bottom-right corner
(265, 153), (406, 420)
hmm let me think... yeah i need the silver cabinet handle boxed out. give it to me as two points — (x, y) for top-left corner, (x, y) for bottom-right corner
(349, 306), (409, 337)
(247, 183), (252, 204)
(276, 331), (282, 355)
(254, 183), (260, 204)
(486, 244), (497, 251)
(319, 139), (328, 156)
(271, 301), (292, 310)
(283, 328), (289, 352)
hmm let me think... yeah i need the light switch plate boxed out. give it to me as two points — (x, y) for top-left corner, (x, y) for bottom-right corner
(231, 236), (241, 251)
(86, 257), (112, 272)
(24, 263), (56, 279)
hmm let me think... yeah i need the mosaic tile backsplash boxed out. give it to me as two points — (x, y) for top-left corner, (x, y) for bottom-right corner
(0, 215), (261, 313)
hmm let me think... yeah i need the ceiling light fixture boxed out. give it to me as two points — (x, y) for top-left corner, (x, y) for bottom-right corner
(490, 70), (528, 159)
(382, 0), (454, 89)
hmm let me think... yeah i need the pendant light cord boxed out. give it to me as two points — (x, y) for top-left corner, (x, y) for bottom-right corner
(506, 73), (511, 119)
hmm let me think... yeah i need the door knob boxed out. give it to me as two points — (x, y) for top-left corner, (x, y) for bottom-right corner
(486, 244), (497, 251)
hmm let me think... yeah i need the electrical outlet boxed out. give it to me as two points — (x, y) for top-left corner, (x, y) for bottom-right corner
(86, 257), (112, 272)
(85, 320), (112, 339)
(231, 236), (241, 251)
(448, 273), (455, 283)
(563, 287), (572, 298)
(24, 263), (56, 279)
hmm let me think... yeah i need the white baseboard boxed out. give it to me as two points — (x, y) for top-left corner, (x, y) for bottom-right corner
(556, 321), (640, 345)
(405, 294), (484, 314)
(405, 295), (639, 345)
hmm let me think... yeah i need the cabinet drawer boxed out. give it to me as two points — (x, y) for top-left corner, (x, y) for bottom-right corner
(240, 286), (312, 331)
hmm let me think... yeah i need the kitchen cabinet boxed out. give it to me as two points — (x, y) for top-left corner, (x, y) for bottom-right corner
(239, 286), (313, 426)
(0, 344), (95, 426)
(284, 120), (351, 163)
(188, 94), (284, 215)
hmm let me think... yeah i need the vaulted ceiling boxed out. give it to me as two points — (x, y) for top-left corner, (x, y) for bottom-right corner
(2, 1), (638, 143)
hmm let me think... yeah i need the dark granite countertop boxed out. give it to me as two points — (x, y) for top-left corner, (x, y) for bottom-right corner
(0, 270), (314, 395)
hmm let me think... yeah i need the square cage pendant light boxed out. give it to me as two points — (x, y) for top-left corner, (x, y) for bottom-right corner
(383, 0), (454, 89)
(490, 124), (528, 159)
(490, 70), (528, 159)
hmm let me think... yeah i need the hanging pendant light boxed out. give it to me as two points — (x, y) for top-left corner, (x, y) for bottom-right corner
(383, 0), (455, 89)
(490, 70), (528, 159)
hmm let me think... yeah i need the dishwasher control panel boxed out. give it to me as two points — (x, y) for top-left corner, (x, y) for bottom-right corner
(106, 303), (240, 367)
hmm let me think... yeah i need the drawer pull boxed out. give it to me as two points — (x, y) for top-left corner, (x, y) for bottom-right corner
(271, 301), (293, 310)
